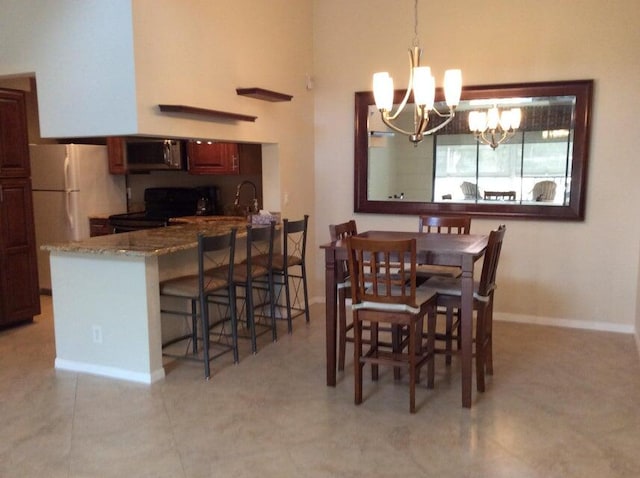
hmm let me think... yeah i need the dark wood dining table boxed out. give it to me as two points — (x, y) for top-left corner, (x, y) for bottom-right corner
(320, 230), (489, 408)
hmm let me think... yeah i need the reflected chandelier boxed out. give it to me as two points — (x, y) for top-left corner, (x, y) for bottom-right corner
(372, 0), (462, 145)
(468, 105), (522, 150)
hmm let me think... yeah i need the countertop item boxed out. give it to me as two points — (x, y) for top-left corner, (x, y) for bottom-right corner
(42, 219), (251, 257)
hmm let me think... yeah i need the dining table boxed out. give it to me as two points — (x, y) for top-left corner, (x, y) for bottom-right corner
(320, 230), (489, 408)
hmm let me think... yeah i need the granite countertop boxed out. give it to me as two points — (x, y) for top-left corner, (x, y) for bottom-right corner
(41, 219), (250, 257)
(168, 215), (247, 224)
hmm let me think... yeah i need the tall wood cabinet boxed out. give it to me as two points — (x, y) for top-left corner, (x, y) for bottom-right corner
(0, 89), (40, 327)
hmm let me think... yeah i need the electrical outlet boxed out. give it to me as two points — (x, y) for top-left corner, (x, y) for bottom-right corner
(126, 187), (132, 199)
(283, 192), (289, 205)
(92, 325), (103, 344)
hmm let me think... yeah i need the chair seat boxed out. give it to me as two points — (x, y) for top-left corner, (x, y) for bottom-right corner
(232, 263), (269, 282)
(353, 284), (436, 314)
(416, 264), (462, 278)
(160, 267), (229, 297)
(424, 275), (492, 302)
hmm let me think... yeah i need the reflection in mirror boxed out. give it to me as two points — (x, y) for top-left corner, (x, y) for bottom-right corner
(356, 80), (593, 220)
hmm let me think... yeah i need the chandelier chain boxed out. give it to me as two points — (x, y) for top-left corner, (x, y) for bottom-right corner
(413, 0), (420, 47)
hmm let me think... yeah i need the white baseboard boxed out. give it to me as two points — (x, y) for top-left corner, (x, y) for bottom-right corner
(55, 358), (165, 384)
(495, 312), (635, 334)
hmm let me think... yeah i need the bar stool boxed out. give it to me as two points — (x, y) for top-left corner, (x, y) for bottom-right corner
(257, 215), (309, 333)
(159, 229), (238, 379)
(234, 222), (277, 354)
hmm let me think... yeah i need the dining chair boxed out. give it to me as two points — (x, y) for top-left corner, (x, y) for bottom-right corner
(329, 220), (359, 371)
(346, 235), (437, 413)
(423, 225), (506, 392)
(234, 222), (277, 354)
(159, 229), (239, 379)
(417, 214), (471, 364)
(261, 215), (310, 333)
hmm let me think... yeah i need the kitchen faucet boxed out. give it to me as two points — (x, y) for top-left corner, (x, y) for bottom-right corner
(233, 180), (259, 214)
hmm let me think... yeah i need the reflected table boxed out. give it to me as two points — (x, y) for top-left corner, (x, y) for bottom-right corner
(321, 230), (489, 408)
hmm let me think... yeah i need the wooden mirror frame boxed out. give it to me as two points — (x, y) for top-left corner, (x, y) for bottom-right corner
(354, 80), (594, 220)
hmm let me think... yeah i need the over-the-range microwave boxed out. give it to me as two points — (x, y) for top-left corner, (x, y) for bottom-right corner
(125, 138), (186, 172)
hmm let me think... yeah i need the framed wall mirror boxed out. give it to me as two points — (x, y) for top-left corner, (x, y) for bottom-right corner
(354, 80), (593, 220)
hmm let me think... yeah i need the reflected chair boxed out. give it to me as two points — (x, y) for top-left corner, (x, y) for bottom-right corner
(460, 181), (482, 200)
(417, 214), (472, 364)
(423, 225), (506, 392)
(532, 180), (557, 201)
(347, 235), (437, 413)
(234, 222), (277, 355)
(159, 229), (238, 379)
(329, 220), (358, 371)
(258, 215), (309, 333)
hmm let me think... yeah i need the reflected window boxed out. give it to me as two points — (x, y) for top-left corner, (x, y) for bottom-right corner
(432, 95), (575, 205)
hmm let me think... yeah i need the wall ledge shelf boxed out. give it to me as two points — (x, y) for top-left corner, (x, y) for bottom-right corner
(158, 104), (257, 122)
(236, 87), (293, 102)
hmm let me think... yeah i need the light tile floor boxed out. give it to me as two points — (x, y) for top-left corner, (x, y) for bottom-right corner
(1, 295), (640, 477)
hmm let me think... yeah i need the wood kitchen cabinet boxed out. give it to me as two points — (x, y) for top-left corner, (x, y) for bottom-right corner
(0, 89), (31, 178)
(89, 217), (113, 237)
(106, 136), (126, 175)
(0, 88), (40, 327)
(187, 141), (261, 175)
(0, 178), (40, 327)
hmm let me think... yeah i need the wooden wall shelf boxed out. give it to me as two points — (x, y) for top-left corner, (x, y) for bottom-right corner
(236, 88), (293, 102)
(158, 104), (257, 122)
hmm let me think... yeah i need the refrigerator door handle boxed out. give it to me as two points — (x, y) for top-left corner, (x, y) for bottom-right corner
(63, 155), (75, 230)
(66, 190), (75, 230)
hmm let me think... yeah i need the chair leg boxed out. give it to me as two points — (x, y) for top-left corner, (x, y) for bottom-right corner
(475, 309), (486, 393)
(190, 299), (198, 354)
(485, 300), (494, 376)
(200, 295), (212, 379)
(445, 306), (454, 365)
(408, 319), (417, 414)
(283, 269), (293, 334)
(268, 272), (278, 343)
(354, 313), (363, 406)
(301, 263), (310, 322)
(228, 285), (239, 364)
(392, 324), (402, 381)
(426, 306), (436, 389)
(245, 283), (258, 355)
(338, 287), (347, 371)
(370, 321), (379, 381)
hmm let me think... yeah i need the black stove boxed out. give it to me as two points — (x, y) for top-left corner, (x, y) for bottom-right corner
(109, 187), (214, 233)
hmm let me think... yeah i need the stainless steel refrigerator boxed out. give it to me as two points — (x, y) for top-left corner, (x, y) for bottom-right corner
(30, 144), (127, 292)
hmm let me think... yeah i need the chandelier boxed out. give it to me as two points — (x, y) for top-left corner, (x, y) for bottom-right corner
(468, 105), (522, 150)
(372, 0), (462, 145)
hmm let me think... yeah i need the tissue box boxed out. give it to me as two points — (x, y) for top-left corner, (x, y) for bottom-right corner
(250, 211), (281, 225)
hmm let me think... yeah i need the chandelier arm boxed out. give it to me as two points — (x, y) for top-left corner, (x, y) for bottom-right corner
(430, 106), (456, 119)
(380, 113), (419, 137)
(386, 48), (418, 121)
(419, 114), (456, 136)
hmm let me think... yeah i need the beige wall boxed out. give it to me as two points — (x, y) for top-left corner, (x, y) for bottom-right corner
(313, 0), (640, 334)
(2, 0), (639, 338)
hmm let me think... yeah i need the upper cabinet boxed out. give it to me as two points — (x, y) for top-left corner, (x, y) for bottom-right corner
(106, 137), (126, 174)
(107, 137), (262, 176)
(187, 141), (261, 175)
(0, 89), (31, 178)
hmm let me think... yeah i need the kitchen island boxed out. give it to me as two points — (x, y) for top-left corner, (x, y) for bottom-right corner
(43, 219), (249, 384)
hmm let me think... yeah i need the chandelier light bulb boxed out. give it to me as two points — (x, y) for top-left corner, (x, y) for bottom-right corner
(412, 67), (435, 108)
(444, 69), (462, 107)
(373, 72), (394, 111)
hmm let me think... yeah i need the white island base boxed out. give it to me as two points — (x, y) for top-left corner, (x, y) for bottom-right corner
(51, 251), (165, 383)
